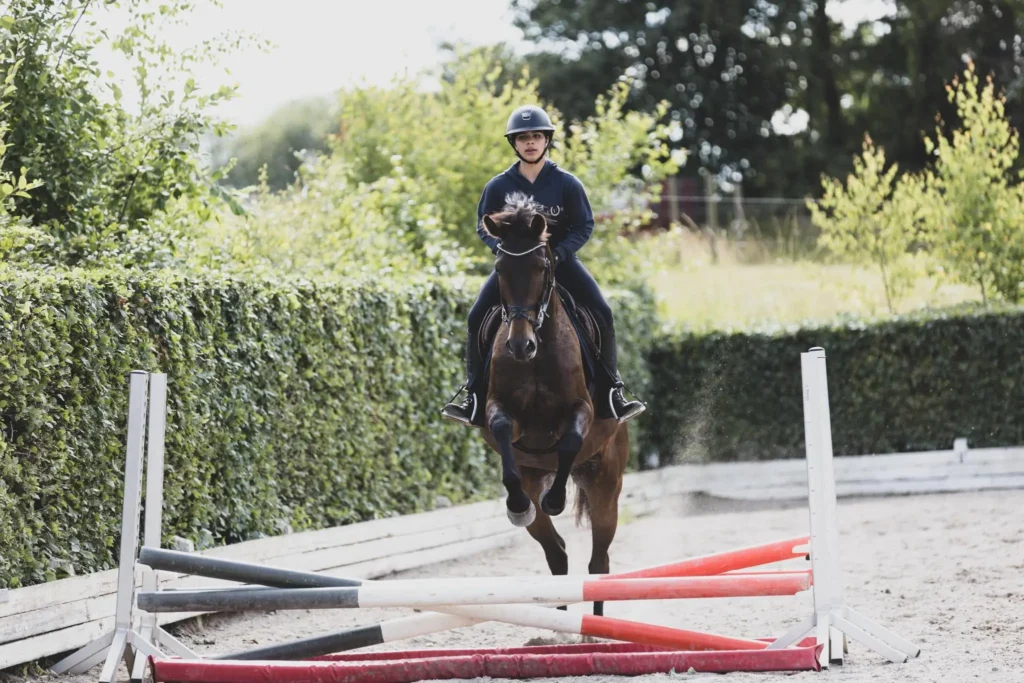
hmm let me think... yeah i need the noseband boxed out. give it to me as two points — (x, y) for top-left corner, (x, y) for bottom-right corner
(496, 242), (555, 331)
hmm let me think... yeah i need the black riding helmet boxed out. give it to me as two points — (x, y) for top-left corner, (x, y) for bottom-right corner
(505, 105), (555, 162)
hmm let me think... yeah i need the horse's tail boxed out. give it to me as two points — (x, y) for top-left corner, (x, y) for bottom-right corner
(573, 485), (590, 527)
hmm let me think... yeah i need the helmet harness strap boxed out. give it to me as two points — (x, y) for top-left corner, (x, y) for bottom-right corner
(507, 132), (552, 164)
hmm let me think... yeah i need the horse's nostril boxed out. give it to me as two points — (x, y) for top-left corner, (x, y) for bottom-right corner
(526, 340), (536, 354)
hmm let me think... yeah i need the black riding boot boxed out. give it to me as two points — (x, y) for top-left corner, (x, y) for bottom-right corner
(441, 326), (487, 427)
(594, 314), (646, 423)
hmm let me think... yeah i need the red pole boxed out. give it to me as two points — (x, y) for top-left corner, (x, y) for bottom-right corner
(579, 616), (773, 651)
(583, 572), (811, 602)
(610, 535), (809, 579)
(151, 644), (822, 682)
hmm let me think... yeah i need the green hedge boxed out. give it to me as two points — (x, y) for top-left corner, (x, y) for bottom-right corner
(0, 266), (656, 589)
(638, 305), (1024, 464)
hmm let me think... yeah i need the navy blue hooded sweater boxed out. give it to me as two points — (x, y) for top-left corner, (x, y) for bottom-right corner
(475, 160), (594, 264)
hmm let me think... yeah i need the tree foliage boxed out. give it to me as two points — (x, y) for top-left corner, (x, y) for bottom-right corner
(194, 159), (472, 281)
(0, 51), (48, 263)
(810, 63), (1024, 307)
(0, 0), (257, 268)
(202, 47), (684, 288)
(330, 48), (547, 258)
(920, 63), (1024, 303)
(209, 95), (337, 192)
(512, 1), (1024, 199)
(513, 0), (803, 195)
(847, 0), (1024, 176)
(807, 135), (925, 313)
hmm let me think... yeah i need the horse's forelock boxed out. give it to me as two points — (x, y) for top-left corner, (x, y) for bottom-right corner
(498, 192), (549, 244)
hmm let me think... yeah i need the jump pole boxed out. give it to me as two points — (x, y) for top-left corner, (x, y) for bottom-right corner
(137, 572), (811, 612)
(134, 560), (794, 652)
(151, 642), (824, 682)
(763, 347), (921, 668)
(138, 538), (809, 661)
(611, 535), (809, 579)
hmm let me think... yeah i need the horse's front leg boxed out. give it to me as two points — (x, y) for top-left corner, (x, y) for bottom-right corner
(488, 402), (536, 527)
(540, 399), (592, 516)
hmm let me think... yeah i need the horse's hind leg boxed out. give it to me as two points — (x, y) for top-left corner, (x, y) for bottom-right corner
(574, 426), (629, 617)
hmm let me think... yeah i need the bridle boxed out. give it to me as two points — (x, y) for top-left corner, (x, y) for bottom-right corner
(496, 242), (555, 332)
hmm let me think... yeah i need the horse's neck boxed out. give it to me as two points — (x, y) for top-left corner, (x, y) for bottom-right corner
(536, 288), (577, 359)
(541, 286), (567, 336)
(507, 287), (584, 432)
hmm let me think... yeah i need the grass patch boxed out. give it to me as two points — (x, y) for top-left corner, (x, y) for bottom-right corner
(642, 232), (980, 329)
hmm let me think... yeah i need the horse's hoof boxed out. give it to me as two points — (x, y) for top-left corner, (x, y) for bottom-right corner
(540, 488), (565, 516)
(507, 499), (536, 527)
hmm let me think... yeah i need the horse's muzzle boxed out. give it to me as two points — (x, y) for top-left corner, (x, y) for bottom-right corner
(506, 336), (537, 362)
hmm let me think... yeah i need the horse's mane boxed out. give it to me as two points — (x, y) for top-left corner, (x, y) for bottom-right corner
(486, 192), (551, 244)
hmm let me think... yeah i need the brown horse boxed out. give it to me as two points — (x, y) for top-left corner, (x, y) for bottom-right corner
(477, 195), (629, 617)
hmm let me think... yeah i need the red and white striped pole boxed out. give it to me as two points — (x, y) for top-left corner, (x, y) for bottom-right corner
(138, 572), (812, 613)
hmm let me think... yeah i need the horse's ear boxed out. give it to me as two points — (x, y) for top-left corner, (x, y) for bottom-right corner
(482, 214), (503, 240)
(529, 213), (549, 242)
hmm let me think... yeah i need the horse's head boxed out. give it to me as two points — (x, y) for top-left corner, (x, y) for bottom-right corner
(481, 193), (555, 363)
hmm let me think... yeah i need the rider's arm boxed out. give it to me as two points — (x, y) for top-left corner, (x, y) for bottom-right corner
(553, 175), (594, 263)
(476, 182), (502, 254)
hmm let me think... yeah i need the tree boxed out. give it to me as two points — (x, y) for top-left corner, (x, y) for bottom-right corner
(842, 1), (1024, 178)
(0, 0), (260, 268)
(807, 135), (924, 313)
(209, 95), (338, 192)
(514, 1), (1024, 203)
(514, 0), (808, 196)
(0, 52), (48, 264)
(920, 63), (1024, 304)
(196, 47), (683, 288)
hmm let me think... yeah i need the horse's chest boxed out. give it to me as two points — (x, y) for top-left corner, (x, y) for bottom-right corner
(501, 371), (556, 414)
(492, 358), (575, 422)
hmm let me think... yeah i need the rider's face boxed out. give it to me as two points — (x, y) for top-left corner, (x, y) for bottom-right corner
(514, 131), (547, 162)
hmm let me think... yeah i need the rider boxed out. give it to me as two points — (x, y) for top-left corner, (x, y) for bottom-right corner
(441, 104), (646, 427)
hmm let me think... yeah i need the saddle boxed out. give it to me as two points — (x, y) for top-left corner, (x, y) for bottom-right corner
(477, 283), (608, 410)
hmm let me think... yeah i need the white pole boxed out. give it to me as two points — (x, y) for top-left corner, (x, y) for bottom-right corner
(100, 371), (149, 682)
(131, 373), (167, 683)
(801, 348), (846, 664)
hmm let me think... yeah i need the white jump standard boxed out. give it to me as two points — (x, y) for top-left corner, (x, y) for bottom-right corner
(766, 348), (921, 667)
(49, 372), (197, 683)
